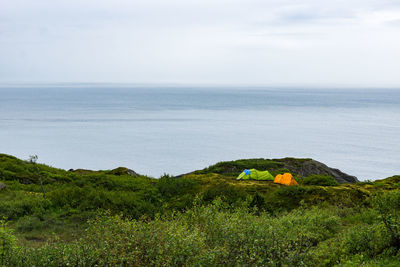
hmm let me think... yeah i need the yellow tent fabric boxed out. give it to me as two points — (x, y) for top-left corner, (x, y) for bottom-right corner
(236, 169), (274, 181)
(274, 174), (283, 184)
(274, 173), (298, 186)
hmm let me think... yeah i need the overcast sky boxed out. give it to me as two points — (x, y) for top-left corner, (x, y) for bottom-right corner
(1, 0), (400, 86)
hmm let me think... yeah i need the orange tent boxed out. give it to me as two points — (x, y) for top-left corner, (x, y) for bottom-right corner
(274, 173), (298, 186)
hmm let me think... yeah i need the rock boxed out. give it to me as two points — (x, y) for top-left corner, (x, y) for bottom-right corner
(126, 169), (139, 176)
(108, 167), (139, 177)
(0, 182), (7, 190)
(274, 158), (359, 183)
(179, 157), (358, 183)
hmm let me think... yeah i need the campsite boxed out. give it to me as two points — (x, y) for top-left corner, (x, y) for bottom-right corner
(1, 153), (400, 266)
(2, 0), (400, 265)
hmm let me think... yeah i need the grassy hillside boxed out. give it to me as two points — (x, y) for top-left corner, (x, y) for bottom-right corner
(1, 153), (400, 266)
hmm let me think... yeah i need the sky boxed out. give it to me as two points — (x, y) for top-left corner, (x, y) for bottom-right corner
(1, 0), (400, 87)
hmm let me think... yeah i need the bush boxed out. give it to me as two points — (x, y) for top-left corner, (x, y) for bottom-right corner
(0, 219), (17, 266)
(0, 192), (51, 220)
(157, 175), (198, 199)
(6, 202), (341, 266)
(342, 223), (391, 257)
(301, 175), (339, 186)
(267, 186), (309, 212)
(373, 191), (400, 248)
(201, 184), (248, 205)
(249, 193), (266, 211)
(16, 216), (44, 232)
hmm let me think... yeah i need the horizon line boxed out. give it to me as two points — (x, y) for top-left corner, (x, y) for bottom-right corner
(1, 81), (400, 90)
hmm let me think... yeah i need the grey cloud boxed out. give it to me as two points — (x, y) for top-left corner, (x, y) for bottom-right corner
(272, 11), (324, 25)
(0, 0), (400, 87)
(386, 19), (400, 26)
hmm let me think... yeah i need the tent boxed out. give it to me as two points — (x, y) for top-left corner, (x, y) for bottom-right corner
(274, 173), (298, 186)
(237, 169), (274, 181)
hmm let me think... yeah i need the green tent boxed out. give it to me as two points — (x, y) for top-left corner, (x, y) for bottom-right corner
(236, 169), (274, 181)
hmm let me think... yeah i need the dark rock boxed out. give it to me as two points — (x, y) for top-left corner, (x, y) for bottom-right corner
(126, 169), (139, 176)
(274, 158), (359, 183)
(0, 182), (7, 190)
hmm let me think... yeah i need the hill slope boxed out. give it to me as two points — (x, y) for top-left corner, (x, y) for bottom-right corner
(1, 153), (400, 266)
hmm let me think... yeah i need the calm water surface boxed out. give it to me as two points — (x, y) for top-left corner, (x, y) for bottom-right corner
(1, 85), (399, 180)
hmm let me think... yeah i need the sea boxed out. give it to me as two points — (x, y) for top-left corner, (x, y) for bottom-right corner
(1, 84), (399, 181)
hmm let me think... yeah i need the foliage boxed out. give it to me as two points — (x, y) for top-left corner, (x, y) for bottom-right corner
(249, 193), (266, 211)
(194, 158), (285, 176)
(372, 191), (400, 248)
(301, 174), (339, 186)
(2, 153), (400, 265)
(267, 185), (309, 212)
(342, 223), (391, 257)
(0, 218), (17, 266)
(5, 201), (341, 266)
(157, 174), (198, 199)
(201, 183), (248, 205)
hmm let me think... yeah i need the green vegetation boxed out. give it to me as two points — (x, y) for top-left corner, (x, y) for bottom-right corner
(1, 153), (400, 266)
(301, 174), (340, 186)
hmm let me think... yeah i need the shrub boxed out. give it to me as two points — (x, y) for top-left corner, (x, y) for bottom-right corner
(249, 193), (266, 211)
(0, 219), (17, 266)
(201, 183), (248, 205)
(301, 175), (339, 186)
(0, 192), (51, 220)
(48, 185), (77, 205)
(372, 191), (400, 248)
(6, 202), (341, 266)
(15, 216), (44, 232)
(342, 223), (391, 257)
(267, 186), (309, 212)
(157, 175), (198, 199)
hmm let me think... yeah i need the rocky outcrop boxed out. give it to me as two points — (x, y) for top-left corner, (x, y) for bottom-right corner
(0, 182), (6, 190)
(181, 157), (358, 183)
(107, 167), (139, 177)
(274, 158), (359, 183)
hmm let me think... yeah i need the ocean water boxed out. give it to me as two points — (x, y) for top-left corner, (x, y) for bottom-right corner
(1, 85), (399, 181)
